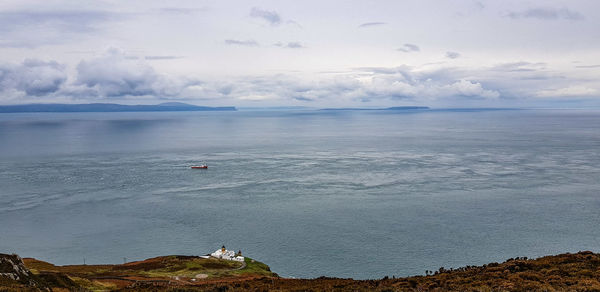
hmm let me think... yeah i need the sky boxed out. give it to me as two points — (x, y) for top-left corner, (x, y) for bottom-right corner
(0, 0), (599, 108)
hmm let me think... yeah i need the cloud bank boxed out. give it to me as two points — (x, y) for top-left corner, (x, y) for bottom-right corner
(0, 51), (501, 105)
(0, 48), (598, 106)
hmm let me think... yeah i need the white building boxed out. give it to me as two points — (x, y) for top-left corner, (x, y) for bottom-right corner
(210, 246), (245, 262)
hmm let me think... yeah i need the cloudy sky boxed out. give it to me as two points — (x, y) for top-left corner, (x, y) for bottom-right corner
(0, 0), (599, 107)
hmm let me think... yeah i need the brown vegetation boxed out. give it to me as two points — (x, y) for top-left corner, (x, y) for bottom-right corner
(3, 251), (600, 291)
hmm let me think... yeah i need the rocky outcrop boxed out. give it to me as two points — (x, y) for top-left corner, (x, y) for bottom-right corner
(0, 253), (49, 291)
(0, 253), (30, 281)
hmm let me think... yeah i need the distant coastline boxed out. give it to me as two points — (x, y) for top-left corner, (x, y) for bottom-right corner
(0, 102), (236, 113)
(320, 106), (429, 111)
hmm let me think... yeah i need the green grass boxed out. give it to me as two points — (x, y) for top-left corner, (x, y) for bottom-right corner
(19, 254), (277, 292)
(232, 257), (277, 277)
(137, 257), (244, 278)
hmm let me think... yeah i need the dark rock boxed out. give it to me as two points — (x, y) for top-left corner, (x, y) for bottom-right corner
(0, 253), (50, 291)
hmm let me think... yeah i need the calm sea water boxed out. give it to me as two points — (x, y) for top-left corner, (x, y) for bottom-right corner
(1, 109), (600, 279)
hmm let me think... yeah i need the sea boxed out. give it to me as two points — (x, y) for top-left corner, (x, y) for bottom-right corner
(1, 108), (599, 279)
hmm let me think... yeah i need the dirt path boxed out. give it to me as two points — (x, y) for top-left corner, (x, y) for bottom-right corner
(234, 260), (247, 270)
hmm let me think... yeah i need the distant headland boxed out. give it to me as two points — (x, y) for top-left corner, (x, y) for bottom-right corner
(0, 102), (236, 113)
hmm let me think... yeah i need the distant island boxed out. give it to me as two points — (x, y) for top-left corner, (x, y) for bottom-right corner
(320, 106), (429, 111)
(0, 102), (236, 113)
(238, 106), (314, 111)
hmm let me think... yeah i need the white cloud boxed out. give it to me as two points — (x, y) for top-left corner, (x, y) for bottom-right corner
(218, 69), (501, 105)
(537, 86), (598, 98)
(445, 79), (500, 99)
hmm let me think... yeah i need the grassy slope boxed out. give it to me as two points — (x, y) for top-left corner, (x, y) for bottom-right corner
(21, 255), (275, 291)
(5, 251), (600, 291)
(122, 251), (600, 292)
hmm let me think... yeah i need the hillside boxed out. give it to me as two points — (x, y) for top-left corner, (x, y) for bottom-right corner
(2, 251), (600, 291)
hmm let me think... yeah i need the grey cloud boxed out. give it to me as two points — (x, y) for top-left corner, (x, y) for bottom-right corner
(158, 7), (207, 15)
(446, 51), (461, 59)
(250, 7), (281, 25)
(274, 42), (305, 48)
(64, 50), (97, 55)
(0, 10), (116, 32)
(286, 20), (303, 28)
(355, 66), (418, 84)
(144, 56), (185, 60)
(492, 62), (546, 72)
(506, 7), (584, 20)
(404, 44), (420, 51)
(76, 55), (158, 97)
(537, 85), (597, 98)
(217, 85), (234, 95)
(358, 22), (387, 28)
(0, 10), (124, 47)
(225, 39), (259, 46)
(73, 49), (200, 99)
(397, 43), (420, 53)
(576, 65), (600, 69)
(520, 75), (566, 81)
(286, 42), (304, 49)
(0, 59), (67, 97)
(355, 66), (411, 75)
(293, 96), (313, 101)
